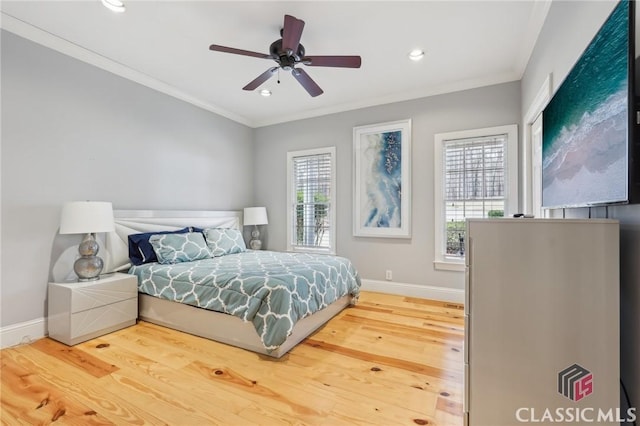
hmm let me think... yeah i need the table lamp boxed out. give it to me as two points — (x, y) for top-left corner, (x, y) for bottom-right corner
(243, 207), (268, 250)
(59, 201), (115, 281)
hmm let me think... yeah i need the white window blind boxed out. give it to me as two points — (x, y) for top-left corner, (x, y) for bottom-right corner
(287, 147), (335, 253)
(434, 124), (517, 271)
(443, 135), (506, 257)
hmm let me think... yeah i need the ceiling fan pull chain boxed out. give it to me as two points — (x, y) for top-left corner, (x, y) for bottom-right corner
(277, 68), (281, 84)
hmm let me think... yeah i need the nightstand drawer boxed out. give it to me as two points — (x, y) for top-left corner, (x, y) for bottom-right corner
(70, 275), (137, 313)
(70, 297), (137, 342)
(48, 273), (139, 346)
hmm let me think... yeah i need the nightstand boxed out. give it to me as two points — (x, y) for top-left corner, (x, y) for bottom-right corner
(47, 272), (138, 345)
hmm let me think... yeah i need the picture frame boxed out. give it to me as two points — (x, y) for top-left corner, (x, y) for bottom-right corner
(353, 119), (411, 238)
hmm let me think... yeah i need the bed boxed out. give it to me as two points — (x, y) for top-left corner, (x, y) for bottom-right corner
(105, 210), (361, 358)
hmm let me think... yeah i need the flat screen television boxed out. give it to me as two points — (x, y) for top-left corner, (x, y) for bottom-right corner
(542, 0), (638, 208)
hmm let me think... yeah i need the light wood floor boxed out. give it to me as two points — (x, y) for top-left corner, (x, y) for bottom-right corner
(1, 291), (465, 425)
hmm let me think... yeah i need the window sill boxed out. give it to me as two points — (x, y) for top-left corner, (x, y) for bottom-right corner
(433, 260), (465, 272)
(289, 246), (335, 256)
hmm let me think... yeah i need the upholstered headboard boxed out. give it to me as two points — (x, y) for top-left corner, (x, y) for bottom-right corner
(105, 210), (242, 272)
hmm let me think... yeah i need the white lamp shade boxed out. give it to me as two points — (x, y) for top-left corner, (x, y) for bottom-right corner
(59, 201), (115, 234)
(243, 207), (268, 226)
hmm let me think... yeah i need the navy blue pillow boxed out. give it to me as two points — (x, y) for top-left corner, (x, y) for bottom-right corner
(128, 227), (202, 265)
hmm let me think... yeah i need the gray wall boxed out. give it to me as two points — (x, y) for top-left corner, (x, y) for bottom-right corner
(520, 1), (639, 410)
(1, 31), (254, 327)
(253, 81), (521, 289)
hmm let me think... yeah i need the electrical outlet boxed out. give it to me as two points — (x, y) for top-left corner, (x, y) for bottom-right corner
(385, 270), (392, 281)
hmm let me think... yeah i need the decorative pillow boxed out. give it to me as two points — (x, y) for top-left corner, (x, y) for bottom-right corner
(128, 227), (203, 265)
(203, 228), (247, 257)
(149, 232), (212, 264)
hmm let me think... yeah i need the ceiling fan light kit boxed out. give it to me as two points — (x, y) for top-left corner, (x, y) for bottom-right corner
(209, 14), (361, 97)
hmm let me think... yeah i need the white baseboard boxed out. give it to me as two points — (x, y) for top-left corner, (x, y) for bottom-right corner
(360, 279), (464, 303)
(0, 317), (47, 349)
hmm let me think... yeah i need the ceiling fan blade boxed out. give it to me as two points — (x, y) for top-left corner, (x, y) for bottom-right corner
(209, 44), (272, 60)
(242, 67), (278, 91)
(291, 68), (323, 97)
(302, 56), (362, 68)
(282, 14), (305, 54)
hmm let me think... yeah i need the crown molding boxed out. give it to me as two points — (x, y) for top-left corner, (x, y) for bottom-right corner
(1, 12), (253, 127)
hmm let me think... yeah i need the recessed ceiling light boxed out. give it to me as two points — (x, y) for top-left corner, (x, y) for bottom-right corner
(259, 89), (272, 97)
(101, 0), (126, 13)
(409, 49), (425, 61)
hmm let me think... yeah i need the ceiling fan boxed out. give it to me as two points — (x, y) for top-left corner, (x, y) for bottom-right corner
(209, 14), (362, 97)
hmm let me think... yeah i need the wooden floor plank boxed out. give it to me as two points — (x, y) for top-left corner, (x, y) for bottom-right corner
(302, 339), (462, 382)
(0, 354), (113, 425)
(0, 291), (464, 425)
(30, 339), (119, 378)
(2, 345), (169, 425)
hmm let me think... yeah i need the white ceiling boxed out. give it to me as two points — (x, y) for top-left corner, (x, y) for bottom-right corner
(0, 1), (551, 128)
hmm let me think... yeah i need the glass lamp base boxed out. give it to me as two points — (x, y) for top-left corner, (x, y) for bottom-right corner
(74, 233), (104, 281)
(74, 256), (104, 281)
(250, 225), (263, 250)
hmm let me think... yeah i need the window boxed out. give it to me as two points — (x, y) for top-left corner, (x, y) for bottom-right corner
(434, 125), (518, 271)
(287, 147), (336, 253)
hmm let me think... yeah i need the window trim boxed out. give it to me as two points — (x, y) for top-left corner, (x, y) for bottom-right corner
(286, 146), (337, 254)
(433, 125), (518, 271)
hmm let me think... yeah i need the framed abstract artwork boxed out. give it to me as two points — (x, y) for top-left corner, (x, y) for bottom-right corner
(353, 119), (411, 238)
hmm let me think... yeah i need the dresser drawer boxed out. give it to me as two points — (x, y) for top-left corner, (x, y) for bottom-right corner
(70, 275), (137, 313)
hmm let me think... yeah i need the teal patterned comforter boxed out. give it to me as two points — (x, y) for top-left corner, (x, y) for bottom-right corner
(129, 250), (361, 350)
